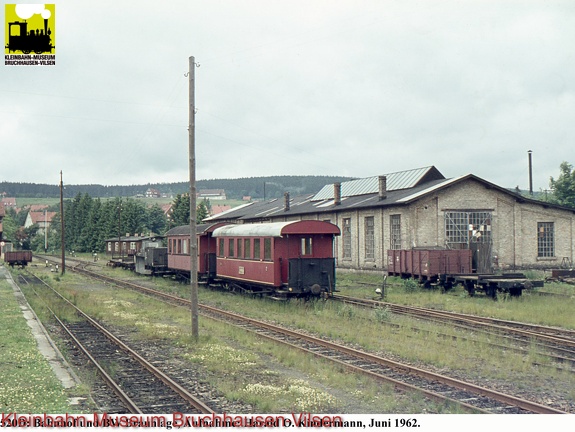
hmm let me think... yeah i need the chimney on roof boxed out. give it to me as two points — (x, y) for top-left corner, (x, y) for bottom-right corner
(334, 182), (341, 206)
(528, 150), (533, 196)
(284, 192), (290, 211)
(379, 175), (387, 200)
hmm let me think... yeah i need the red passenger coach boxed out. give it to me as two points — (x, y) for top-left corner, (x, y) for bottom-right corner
(212, 220), (340, 298)
(166, 222), (229, 279)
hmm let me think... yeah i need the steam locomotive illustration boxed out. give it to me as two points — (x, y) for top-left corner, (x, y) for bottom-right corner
(5, 19), (54, 54)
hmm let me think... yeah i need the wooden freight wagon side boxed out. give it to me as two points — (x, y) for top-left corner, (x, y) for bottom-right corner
(387, 249), (472, 283)
(4, 250), (33, 267)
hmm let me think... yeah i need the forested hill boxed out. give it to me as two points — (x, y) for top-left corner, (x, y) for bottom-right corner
(0, 175), (353, 200)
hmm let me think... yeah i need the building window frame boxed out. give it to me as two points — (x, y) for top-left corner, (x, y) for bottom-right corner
(364, 216), (375, 261)
(342, 218), (352, 260)
(390, 214), (401, 250)
(445, 211), (492, 247)
(537, 222), (554, 258)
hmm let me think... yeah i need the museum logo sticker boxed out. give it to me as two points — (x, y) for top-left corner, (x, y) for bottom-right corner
(4, 4), (55, 66)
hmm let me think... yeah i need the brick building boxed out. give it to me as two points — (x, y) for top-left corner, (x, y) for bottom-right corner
(206, 166), (575, 272)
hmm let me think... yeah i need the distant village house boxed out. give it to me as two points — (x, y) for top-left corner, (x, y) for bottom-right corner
(145, 188), (161, 198)
(198, 189), (226, 200)
(25, 210), (57, 234)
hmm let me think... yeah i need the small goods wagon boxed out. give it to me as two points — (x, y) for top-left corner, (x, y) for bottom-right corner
(387, 249), (472, 285)
(4, 250), (33, 267)
(387, 248), (541, 297)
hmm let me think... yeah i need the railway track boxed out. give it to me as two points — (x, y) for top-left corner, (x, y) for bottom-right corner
(43, 259), (569, 414)
(333, 294), (575, 369)
(18, 271), (215, 415)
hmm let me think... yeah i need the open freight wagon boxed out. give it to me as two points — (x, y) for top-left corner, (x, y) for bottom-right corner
(3, 250), (33, 267)
(387, 248), (541, 297)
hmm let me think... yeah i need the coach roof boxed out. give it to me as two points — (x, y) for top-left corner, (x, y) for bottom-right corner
(212, 220), (340, 238)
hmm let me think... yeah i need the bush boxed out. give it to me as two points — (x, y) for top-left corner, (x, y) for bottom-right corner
(402, 278), (420, 293)
(373, 306), (390, 323)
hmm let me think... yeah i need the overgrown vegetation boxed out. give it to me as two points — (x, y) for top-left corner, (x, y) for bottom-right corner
(13, 264), (575, 413)
(0, 278), (84, 413)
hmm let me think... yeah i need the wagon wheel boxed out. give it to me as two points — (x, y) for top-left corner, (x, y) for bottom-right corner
(34, 50), (44, 54)
(22, 50), (31, 54)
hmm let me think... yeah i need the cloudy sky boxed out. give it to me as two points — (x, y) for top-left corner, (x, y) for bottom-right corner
(2, 1), (574, 192)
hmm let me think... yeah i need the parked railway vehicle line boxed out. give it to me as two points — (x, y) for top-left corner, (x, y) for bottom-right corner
(17, 271), (215, 415)
(333, 294), (575, 371)
(45, 261), (569, 414)
(164, 220), (341, 299)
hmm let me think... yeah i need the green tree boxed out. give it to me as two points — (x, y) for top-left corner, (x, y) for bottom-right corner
(1, 209), (20, 244)
(121, 199), (147, 236)
(197, 201), (209, 224)
(550, 162), (575, 208)
(146, 204), (167, 234)
(170, 194), (190, 227)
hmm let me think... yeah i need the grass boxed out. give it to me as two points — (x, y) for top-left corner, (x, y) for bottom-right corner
(13, 264), (575, 413)
(18, 266), (463, 413)
(0, 276), (84, 413)
(336, 272), (575, 329)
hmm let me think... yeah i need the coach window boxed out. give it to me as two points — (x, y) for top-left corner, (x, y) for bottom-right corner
(301, 237), (312, 256)
(237, 238), (242, 258)
(264, 238), (272, 261)
(253, 238), (261, 260)
(229, 238), (235, 257)
(182, 239), (188, 254)
(244, 239), (251, 259)
(218, 238), (224, 257)
(177, 239), (182, 254)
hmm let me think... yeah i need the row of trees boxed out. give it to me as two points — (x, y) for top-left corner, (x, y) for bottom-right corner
(3, 193), (209, 253)
(4, 162), (574, 253)
(0, 175), (351, 200)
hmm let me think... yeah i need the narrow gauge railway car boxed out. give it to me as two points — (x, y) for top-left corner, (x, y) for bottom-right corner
(134, 238), (167, 276)
(165, 222), (230, 281)
(212, 220), (340, 298)
(387, 248), (541, 297)
(387, 248), (472, 287)
(4, 250), (33, 267)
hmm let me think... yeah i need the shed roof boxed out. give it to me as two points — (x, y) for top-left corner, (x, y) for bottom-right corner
(312, 166), (444, 200)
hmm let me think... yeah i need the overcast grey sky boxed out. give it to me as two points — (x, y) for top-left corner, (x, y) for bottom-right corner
(2, 1), (574, 192)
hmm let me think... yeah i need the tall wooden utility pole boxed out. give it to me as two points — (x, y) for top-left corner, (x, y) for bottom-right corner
(59, 170), (66, 275)
(188, 56), (199, 339)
